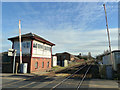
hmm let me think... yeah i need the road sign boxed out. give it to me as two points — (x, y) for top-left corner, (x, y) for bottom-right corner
(8, 49), (17, 74)
(8, 52), (13, 56)
(8, 49), (17, 56)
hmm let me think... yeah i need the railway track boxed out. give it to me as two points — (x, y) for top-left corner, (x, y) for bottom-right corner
(77, 65), (91, 89)
(2, 61), (93, 88)
(50, 63), (92, 89)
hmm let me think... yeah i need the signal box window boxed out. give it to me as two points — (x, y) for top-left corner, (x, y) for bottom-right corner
(42, 62), (44, 68)
(35, 62), (38, 69)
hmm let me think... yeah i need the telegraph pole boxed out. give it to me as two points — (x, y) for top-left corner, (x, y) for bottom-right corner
(103, 4), (113, 65)
(19, 20), (22, 64)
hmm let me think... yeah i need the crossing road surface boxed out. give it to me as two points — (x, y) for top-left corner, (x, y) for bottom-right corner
(2, 75), (119, 89)
(1, 64), (119, 89)
(0, 64), (119, 90)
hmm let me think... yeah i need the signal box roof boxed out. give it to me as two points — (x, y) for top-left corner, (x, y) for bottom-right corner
(8, 32), (55, 46)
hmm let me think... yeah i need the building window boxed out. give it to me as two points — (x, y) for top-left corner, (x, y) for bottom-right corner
(26, 42), (30, 48)
(44, 46), (51, 51)
(42, 62), (44, 68)
(63, 56), (66, 59)
(38, 44), (43, 49)
(49, 47), (51, 51)
(22, 42), (30, 48)
(35, 62), (38, 69)
(47, 62), (49, 68)
(47, 47), (51, 51)
(33, 43), (37, 48)
(43, 46), (46, 50)
(22, 42), (26, 48)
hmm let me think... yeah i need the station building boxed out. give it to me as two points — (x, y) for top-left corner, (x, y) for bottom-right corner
(55, 52), (76, 67)
(8, 32), (55, 73)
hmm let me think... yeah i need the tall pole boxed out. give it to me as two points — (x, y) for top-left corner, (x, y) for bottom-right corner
(103, 4), (113, 65)
(19, 20), (22, 64)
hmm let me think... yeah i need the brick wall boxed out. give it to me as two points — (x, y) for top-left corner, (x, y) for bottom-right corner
(30, 57), (51, 72)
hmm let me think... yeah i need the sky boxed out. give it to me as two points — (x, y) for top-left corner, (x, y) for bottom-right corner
(2, 2), (118, 57)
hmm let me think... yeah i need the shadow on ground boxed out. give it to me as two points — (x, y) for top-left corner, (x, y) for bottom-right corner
(24, 75), (55, 82)
(3, 74), (34, 78)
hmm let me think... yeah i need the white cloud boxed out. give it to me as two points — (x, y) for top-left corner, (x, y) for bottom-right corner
(2, 27), (118, 56)
(13, 27), (117, 57)
(4, 2), (117, 31)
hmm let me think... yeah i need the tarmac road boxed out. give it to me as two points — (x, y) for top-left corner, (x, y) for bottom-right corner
(1, 65), (119, 90)
(1, 75), (119, 89)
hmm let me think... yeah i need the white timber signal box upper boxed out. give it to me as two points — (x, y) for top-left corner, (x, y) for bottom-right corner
(8, 33), (55, 58)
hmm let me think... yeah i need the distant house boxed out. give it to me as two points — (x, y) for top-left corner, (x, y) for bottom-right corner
(55, 52), (76, 67)
(8, 32), (55, 73)
(102, 50), (120, 71)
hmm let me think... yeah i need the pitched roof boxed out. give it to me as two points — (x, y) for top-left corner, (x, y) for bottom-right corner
(112, 50), (120, 53)
(8, 32), (55, 46)
(55, 52), (74, 56)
